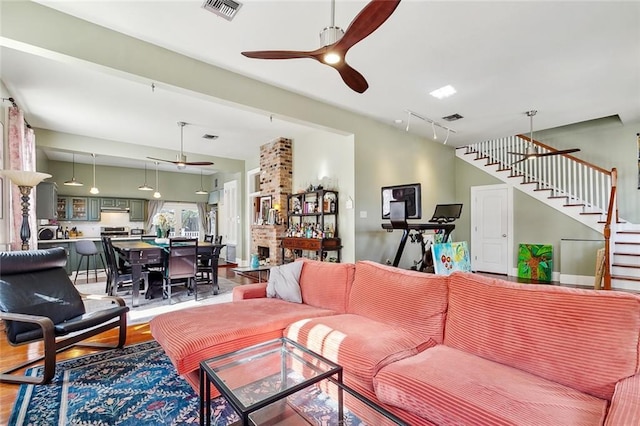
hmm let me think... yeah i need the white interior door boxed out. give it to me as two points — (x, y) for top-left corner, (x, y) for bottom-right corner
(471, 185), (512, 274)
(223, 180), (238, 246)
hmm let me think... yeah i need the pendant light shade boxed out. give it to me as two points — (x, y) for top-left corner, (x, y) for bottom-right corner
(195, 170), (208, 195)
(89, 153), (100, 194)
(64, 153), (84, 186)
(153, 162), (161, 199)
(138, 162), (154, 191)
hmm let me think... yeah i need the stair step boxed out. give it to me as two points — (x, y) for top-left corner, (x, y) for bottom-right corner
(521, 181), (538, 186)
(548, 195), (568, 200)
(612, 274), (640, 282)
(486, 161), (500, 166)
(580, 212), (603, 216)
(563, 203), (586, 207)
(618, 242), (640, 245)
(618, 231), (640, 235)
(534, 188), (553, 192)
(496, 168), (511, 172)
(613, 263), (640, 269)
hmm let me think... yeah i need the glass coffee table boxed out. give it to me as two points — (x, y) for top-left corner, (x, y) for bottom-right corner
(200, 338), (407, 425)
(200, 337), (341, 426)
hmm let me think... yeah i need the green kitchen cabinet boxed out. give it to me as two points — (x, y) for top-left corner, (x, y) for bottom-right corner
(100, 198), (129, 209)
(88, 197), (101, 221)
(57, 197), (89, 221)
(129, 199), (146, 221)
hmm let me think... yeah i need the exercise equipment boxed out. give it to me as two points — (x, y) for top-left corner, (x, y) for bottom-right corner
(382, 202), (463, 271)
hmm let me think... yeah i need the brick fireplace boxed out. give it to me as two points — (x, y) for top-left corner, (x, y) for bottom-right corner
(250, 137), (292, 265)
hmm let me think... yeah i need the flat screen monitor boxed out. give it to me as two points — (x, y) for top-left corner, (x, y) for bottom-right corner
(381, 183), (421, 219)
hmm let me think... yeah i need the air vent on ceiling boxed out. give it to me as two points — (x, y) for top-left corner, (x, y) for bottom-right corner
(442, 113), (464, 122)
(202, 0), (242, 21)
(202, 134), (219, 140)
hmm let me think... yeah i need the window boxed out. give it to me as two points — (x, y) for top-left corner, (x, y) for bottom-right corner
(161, 202), (200, 237)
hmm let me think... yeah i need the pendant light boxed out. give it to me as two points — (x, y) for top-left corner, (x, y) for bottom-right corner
(89, 153), (99, 194)
(195, 170), (208, 195)
(64, 153), (84, 186)
(138, 162), (154, 191)
(153, 162), (161, 199)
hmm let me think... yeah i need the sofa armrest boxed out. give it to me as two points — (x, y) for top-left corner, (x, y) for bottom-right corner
(605, 372), (640, 426)
(233, 283), (267, 301)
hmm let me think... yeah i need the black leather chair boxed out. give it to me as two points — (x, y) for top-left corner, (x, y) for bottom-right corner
(0, 248), (129, 384)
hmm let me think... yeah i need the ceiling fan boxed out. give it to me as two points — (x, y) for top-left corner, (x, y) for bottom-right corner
(241, 0), (401, 93)
(509, 110), (580, 165)
(147, 121), (214, 170)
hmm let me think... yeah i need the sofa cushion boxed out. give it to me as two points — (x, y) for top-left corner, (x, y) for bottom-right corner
(374, 345), (608, 426)
(347, 261), (448, 342)
(298, 259), (355, 313)
(285, 314), (433, 392)
(445, 272), (640, 401)
(266, 261), (303, 303)
(150, 298), (337, 375)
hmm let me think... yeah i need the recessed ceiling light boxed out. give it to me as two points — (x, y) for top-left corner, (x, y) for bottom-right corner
(430, 85), (456, 99)
(394, 119), (403, 124)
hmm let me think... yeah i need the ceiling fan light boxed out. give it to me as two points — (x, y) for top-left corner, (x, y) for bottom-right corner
(323, 52), (341, 65)
(177, 162), (187, 170)
(526, 145), (537, 156)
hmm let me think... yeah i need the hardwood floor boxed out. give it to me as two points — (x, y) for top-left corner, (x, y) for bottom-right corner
(0, 267), (254, 425)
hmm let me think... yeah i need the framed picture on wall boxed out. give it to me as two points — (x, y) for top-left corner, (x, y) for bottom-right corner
(381, 183), (422, 219)
(259, 195), (272, 224)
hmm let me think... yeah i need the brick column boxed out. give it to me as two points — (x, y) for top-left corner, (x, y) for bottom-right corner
(250, 138), (292, 265)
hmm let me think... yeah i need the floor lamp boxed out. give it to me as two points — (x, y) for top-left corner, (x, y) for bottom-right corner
(1, 170), (52, 250)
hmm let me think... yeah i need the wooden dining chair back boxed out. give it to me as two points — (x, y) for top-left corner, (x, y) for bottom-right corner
(165, 238), (198, 302)
(102, 236), (136, 297)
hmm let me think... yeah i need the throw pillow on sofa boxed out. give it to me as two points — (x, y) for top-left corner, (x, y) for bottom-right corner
(266, 261), (303, 303)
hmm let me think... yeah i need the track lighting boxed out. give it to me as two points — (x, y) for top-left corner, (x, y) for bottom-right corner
(404, 109), (457, 144)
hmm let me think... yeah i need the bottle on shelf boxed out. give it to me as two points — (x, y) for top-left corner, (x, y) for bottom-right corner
(64, 227), (70, 239)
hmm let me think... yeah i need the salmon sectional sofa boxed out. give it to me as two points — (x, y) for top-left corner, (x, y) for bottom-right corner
(150, 259), (640, 425)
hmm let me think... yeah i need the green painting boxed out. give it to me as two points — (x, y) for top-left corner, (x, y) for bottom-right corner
(518, 244), (553, 283)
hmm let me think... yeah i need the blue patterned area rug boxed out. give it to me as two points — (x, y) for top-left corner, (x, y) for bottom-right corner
(9, 341), (238, 425)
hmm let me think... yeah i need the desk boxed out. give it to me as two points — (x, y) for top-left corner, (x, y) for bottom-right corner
(111, 240), (224, 307)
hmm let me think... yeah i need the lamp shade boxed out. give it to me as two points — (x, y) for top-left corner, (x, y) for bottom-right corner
(1, 170), (52, 187)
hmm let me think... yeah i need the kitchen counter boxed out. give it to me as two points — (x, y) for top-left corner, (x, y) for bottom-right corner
(38, 236), (142, 244)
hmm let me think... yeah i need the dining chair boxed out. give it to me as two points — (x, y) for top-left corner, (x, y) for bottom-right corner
(164, 238), (198, 302)
(196, 243), (225, 298)
(102, 236), (139, 297)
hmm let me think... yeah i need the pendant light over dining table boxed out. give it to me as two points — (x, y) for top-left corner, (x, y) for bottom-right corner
(138, 162), (154, 191)
(153, 161), (161, 199)
(64, 153), (83, 186)
(195, 170), (208, 195)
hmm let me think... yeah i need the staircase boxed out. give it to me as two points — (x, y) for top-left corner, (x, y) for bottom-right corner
(457, 134), (640, 291)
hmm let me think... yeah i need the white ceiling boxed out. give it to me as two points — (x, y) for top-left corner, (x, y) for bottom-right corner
(2, 1), (639, 173)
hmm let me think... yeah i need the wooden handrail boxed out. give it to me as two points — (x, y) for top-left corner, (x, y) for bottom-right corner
(517, 134), (611, 175)
(602, 168), (618, 290)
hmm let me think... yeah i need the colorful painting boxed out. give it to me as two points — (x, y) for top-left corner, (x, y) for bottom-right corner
(518, 243), (553, 283)
(432, 241), (471, 275)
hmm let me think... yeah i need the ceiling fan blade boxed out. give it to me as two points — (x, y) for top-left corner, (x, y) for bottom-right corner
(185, 161), (215, 166)
(511, 157), (529, 165)
(335, 0), (401, 52)
(241, 50), (315, 60)
(332, 61), (369, 93)
(536, 148), (581, 157)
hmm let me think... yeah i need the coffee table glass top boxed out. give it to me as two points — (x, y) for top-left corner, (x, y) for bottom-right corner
(249, 376), (409, 425)
(201, 338), (342, 417)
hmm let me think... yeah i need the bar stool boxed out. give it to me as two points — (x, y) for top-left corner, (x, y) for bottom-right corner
(74, 240), (106, 284)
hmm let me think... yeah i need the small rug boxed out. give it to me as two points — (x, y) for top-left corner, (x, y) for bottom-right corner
(79, 277), (238, 324)
(9, 341), (238, 426)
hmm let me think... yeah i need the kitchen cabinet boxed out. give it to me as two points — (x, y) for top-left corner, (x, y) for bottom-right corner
(129, 199), (146, 221)
(36, 181), (58, 219)
(100, 198), (129, 209)
(38, 240), (106, 276)
(283, 189), (341, 262)
(88, 197), (101, 221)
(57, 197), (89, 221)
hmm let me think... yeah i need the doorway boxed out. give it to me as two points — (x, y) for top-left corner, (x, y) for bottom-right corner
(470, 184), (513, 275)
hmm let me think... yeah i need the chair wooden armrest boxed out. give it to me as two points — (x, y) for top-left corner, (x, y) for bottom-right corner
(79, 292), (126, 307)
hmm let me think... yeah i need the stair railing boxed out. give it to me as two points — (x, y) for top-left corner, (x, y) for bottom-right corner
(466, 135), (613, 215)
(603, 168), (618, 290)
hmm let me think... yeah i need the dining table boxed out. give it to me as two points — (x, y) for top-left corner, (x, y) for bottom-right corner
(111, 240), (225, 307)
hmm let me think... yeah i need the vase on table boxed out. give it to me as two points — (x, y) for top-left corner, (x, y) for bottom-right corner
(156, 227), (164, 238)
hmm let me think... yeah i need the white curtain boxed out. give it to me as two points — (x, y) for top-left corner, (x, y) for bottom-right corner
(197, 202), (208, 239)
(146, 200), (164, 233)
